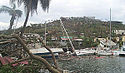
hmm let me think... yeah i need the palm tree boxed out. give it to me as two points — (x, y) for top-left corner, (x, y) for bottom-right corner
(10, 1), (62, 73)
(10, 0), (51, 36)
(0, 4), (22, 30)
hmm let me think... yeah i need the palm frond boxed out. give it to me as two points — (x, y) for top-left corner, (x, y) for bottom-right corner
(0, 6), (14, 15)
(15, 10), (22, 17)
(22, 0), (38, 15)
(22, 0), (39, 15)
(40, 0), (51, 12)
(31, 0), (38, 14)
(0, 6), (12, 12)
(10, 0), (51, 15)
(10, 0), (23, 7)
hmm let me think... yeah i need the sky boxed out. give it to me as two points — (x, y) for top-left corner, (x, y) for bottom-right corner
(0, 0), (125, 30)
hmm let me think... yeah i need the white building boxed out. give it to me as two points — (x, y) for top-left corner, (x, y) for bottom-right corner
(113, 30), (125, 35)
(23, 33), (40, 38)
(100, 39), (116, 48)
(97, 38), (116, 50)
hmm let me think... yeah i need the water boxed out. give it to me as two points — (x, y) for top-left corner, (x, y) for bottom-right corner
(58, 56), (125, 73)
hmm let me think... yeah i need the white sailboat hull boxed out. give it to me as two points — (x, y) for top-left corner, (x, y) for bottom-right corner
(75, 49), (96, 56)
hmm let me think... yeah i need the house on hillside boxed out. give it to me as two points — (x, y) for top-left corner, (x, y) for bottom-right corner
(111, 21), (123, 24)
(23, 33), (40, 38)
(99, 39), (116, 48)
(113, 30), (125, 35)
(96, 38), (116, 50)
(51, 36), (58, 41)
(61, 36), (73, 41)
(122, 36), (125, 42)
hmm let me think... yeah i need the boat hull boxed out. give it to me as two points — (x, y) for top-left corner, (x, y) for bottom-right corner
(30, 48), (63, 59)
(33, 53), (59, 59)
(75, 49), (96, 56)
(119, 54), (125, 57)
(97, 53), (112, 56)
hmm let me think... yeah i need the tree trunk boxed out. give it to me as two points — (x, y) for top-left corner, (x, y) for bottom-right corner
(20, 11), (30, 36)
(13, 35), (61, 73)
(20, 0), (31, 36)
(8, 16), (15, 30)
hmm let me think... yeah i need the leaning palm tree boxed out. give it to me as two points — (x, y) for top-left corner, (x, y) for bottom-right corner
(10, 0), (50, 36)
(10, 0), (62, 73)
(0, 4), (22, 30)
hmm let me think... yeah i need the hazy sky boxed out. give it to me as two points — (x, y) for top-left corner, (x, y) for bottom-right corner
(0, 0), (125, 30)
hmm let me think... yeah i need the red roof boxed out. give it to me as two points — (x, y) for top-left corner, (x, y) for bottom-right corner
(0, 56), (28, 66)
(61, 38), (69, 40)
(4, 56), (14, 63)
(19, 61), (28, 64)
(0, 56), (7, 65)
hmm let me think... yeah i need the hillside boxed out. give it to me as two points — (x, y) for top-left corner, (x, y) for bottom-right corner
(1, 16), (125, 48)
(1, 16), (125, 39)
(24, 17), (125, 38)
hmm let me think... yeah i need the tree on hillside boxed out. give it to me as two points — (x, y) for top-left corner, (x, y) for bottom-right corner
(0, 4), (22, 30)
(10, 0), (51, 36)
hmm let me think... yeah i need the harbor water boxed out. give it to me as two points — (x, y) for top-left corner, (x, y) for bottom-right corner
(58, 56), (125, 73)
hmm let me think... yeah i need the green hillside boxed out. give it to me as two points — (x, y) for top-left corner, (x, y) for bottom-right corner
(1, 16), (125, 48)
(1, 16), (125, 38)
(24, 17), (125, 38)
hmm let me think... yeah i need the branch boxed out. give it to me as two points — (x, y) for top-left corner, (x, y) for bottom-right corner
(38, 37), (58, 69)
(12, 34), (61, 73)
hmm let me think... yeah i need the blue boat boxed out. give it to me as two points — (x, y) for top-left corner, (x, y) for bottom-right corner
(30, 48), (63, 58)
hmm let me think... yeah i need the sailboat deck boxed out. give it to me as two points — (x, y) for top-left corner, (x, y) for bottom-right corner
(30, 47), (63, 54)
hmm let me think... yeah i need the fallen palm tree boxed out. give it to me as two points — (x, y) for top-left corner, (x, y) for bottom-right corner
(0, 34), (63, 73)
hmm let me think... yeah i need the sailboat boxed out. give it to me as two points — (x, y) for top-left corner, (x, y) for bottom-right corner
(112, 42), (125, 56)
(29, 22), (63, 58)
(30, 47), (63, 58)
(59, 19), (75, 54)
(97, 8), (116, 56)
(60, 18), (96, 56)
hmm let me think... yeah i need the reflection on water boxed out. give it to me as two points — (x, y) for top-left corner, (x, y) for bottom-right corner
(58, 56), (125, 73)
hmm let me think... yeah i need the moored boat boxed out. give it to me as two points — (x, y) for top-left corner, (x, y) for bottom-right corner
(112, 45), (125, 56)
(118, 45), (125, 56)
(75, 49), (96, 56)
(97, 51), (113, 56)
(30, 47), (63, 58)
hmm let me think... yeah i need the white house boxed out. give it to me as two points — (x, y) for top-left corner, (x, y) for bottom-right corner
(113, 30), (125, 35)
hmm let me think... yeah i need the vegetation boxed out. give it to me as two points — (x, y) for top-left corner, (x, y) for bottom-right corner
(0, 59), (47, 73)
(20, 17), (125, 38)
(21, 17), (125, 47)
(0, 4), (22, 30)
(81, 37), (99, 48)
(2, 16), (125, 48)
(10, 0), (51, 36)
(0, 35), (62, 73)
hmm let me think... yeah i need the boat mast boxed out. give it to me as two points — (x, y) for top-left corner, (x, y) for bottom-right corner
(60, 19), (75, 53)
(45, 21), (47, 45)
(110, 8), (112, 48)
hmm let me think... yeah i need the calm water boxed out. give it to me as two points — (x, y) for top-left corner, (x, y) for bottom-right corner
(58, 56), (125, 73)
